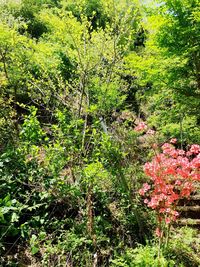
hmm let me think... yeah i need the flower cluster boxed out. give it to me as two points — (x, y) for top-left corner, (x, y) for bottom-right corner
(134, 121), (148, 132)
(139, 143), (200, 231)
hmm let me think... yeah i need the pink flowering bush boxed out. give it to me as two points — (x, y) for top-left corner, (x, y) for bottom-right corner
(139, 141), (200, 242)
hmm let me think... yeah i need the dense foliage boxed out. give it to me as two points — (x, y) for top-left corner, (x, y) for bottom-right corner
(0, 0), (199, 266)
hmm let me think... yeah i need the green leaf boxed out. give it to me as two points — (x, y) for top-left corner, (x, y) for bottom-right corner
(31, 245), (39, 255)
(11, 212), (19, 222)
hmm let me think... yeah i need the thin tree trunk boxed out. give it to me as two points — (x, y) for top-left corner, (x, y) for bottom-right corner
(81, 89), (89, 152)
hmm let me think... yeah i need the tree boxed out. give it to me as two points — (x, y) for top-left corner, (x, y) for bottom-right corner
(126, 0), (200, 144)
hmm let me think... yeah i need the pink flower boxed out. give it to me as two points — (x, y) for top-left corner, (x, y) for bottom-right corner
(139, 142), (199, 228)
(155, 228), (163, 237)
(189, 144), (200, 154)
(139, 188), (145, 196)
(159, 208), (165, 213)
(177, 149), (185, 156)
(175, 180), (181, 186)
(143, 183), (151, 191)
(186, 151), (192, 157)
(172, 211), (179, 217)
(134, 122), (147, 132)
(191, 157), (200, 168)
(139, 183), (150, 196)
(162, 143), (178, 158)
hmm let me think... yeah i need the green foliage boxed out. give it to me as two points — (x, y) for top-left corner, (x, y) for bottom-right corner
(20, 106), (45, 144)
(0, 0), (199, 265)
(166, 227), (200, 267)
(111, 245), (175, 267)
(0, 98), (16, 148)
(126, 0), (200, 143)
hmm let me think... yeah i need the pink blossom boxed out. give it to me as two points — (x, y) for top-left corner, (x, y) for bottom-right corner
(177, 149), (185, 156)
(172, 211), (179, 217)
(155, 228), (163, 237)
(175, 180), (181, 186)
(143, 183), (150, 191)
(139, 188), (145, 196)
(139, 142), (199, 228)
(139, 183), (150, 196)
(189, 144), (200, 154)
(134, 122), (147, 132)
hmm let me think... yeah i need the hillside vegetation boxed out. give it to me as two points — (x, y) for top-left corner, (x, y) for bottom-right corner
(0, 0), (200, 266)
